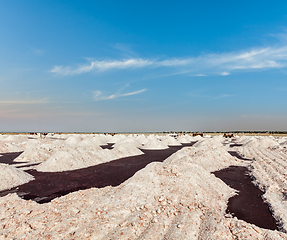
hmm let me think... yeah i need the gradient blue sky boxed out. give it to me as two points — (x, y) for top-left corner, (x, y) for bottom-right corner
(1, 0), (287, 132)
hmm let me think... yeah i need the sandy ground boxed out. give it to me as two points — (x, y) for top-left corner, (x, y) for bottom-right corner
(0, 133), (287, 239)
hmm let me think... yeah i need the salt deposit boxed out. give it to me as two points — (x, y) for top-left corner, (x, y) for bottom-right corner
(242, 136), (280, 148)
(183, 135), (201, 142)
(1, 134), (287, 239)
(161, 135), (182, 146)
(177, 135), (191, 143)
(36, 148), (108, 172)
(65, 135), (82, 146)
(90, 135), (108, 145)
(166, 145), (244, 172)
(193, 137), (224, 150)
(0, 163), (34, 191)
(35, 140), (144, 172)
(141, 138), (169, 149)
(112, 143), (144, 158)
(112, 137), (142, 148)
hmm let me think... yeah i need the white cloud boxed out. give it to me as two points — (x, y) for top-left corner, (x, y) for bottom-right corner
(93, 88), (146, 101)
(51, 59), (154, 75)
(121, 89), (146, 96)
(221, 72), (230, 76)
(50, 42), (287, 76)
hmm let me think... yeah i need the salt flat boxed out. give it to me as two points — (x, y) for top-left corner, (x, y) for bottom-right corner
(0, 133), (287, 239)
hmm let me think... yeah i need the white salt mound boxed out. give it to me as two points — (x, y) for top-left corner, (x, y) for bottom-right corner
(15, 148), (51, 162)
(242, 136), (279, 148)
(107, 134), (126, 144)
(77, 139), (102, 150)
(112, 138), (142, 148)
(162, 136), (182, 146)
(135, 134), (147, 145)
(36, 150), (103, 172)
(193, 138), (223, 150)
(177, 136), (190, 143)
(90, 135), (108, 145)
(35, 143), (143, 172)
(141, 138), (169, 150)
(165, 146), (243, 172)
(112, 143), (144, 158)
(0, 163), (34, 191)
(65, 135), (82, 146)
(188, 135), (202, 141)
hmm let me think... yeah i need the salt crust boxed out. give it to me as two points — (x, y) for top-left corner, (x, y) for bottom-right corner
(0, 149), (286, 239)
(1, 135), (287, 239)
(0, 163), (34, 191)
(236, 146), (287, 232)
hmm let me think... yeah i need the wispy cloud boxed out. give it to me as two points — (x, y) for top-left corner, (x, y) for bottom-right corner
(93, 88), (146, 101)
(0, 99), (49, 104)
(51, 59), (154, 75)
(121, 89), (146, 96)
(50, 43), (287, 76)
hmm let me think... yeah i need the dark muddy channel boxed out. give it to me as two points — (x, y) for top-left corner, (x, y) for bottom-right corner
(213, 166), (278, 230)
(0, 143), (196, 204)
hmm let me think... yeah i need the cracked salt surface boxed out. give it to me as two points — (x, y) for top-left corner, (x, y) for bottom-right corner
(1, 133), (287, 239)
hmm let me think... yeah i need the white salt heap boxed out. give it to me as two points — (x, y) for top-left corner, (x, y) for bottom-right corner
(193, 137), (224, 150)
(35, 137), (144, 172)
(112, 143), (144, 158)
(141, 138), (169, 149)
(1, 134), (287, 239)
(177, 135), (190, 143)
(161, 136), (182, 146)
(112, 137), (142, 148)
(35, 149), (101, 172)
(0, 163), (34, 191)
(166, 145), (244, 172)
(242, 136), (280, 148)
(90, 135), (109, 145)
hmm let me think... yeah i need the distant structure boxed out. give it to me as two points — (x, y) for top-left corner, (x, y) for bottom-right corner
(193, 133), (203, 137)
(168, 133), (178, 137)
(223, 133), (234, 138)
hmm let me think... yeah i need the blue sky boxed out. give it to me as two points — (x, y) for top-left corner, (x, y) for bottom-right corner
(1, 0), (287, 132)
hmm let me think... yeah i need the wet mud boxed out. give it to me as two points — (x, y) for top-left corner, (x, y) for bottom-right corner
(229, 143), (243, 147)
(100, 143), (114, 149)
(213, 166), (278, 230)
(0, 152), (25, 164)
(0, 143), (196, 203)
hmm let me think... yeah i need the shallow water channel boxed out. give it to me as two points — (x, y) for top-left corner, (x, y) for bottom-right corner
(213, 166), (278, 230)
